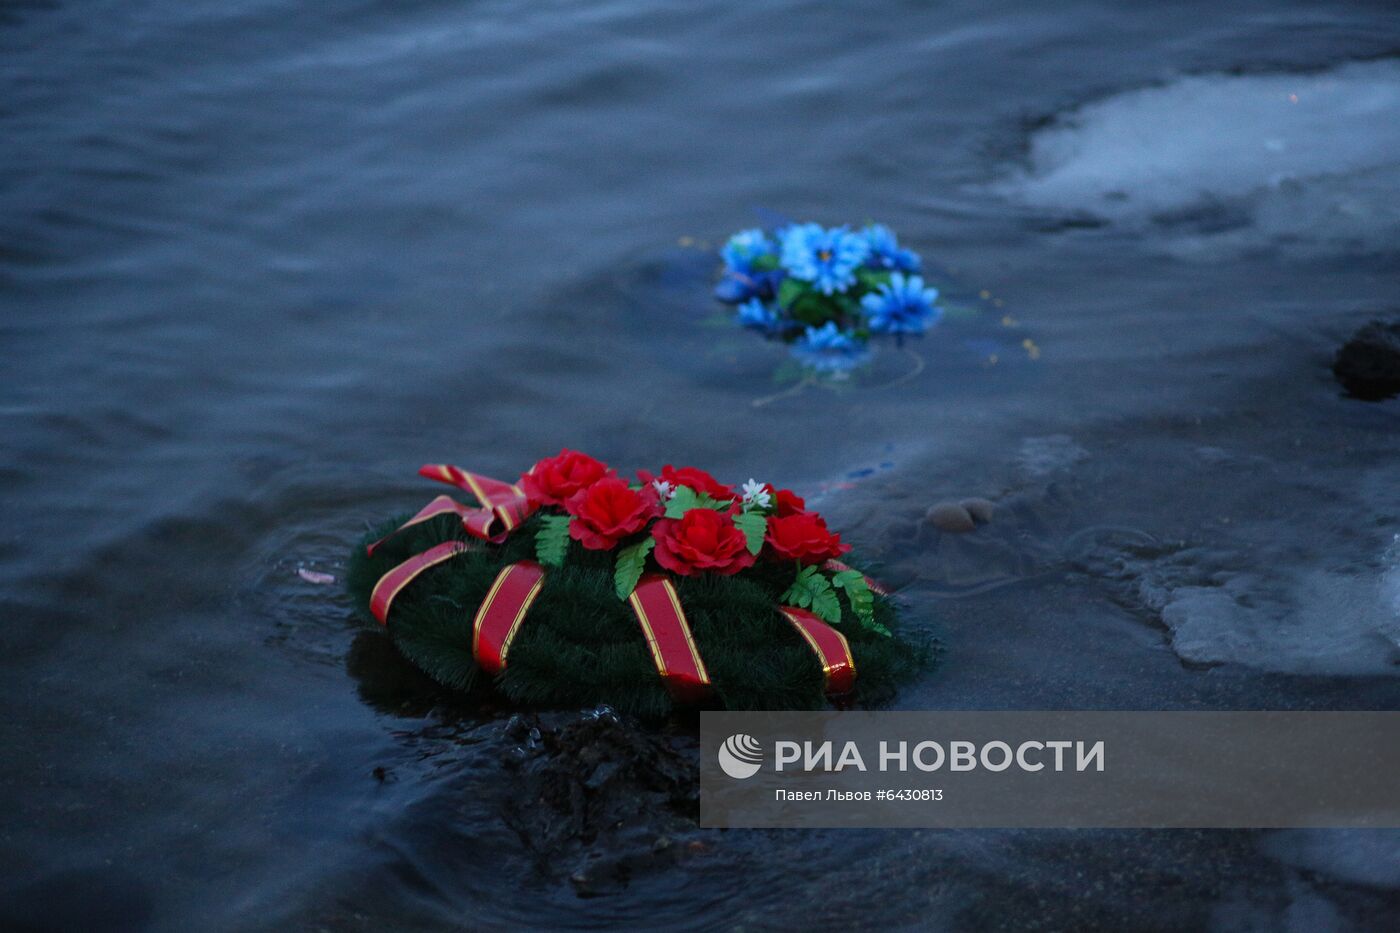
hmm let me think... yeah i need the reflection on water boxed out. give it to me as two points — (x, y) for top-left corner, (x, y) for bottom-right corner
(3, 0), (1400, 929)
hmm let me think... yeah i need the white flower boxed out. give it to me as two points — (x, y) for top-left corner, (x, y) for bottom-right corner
(652, 479), (677, 500)
(740, 478), (772, 511)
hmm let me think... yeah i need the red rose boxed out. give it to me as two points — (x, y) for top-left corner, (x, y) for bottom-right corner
(763, 484), (807, 517)
(652, 508), (757, 576)
(521, 449), (613, 507)
(564, 478), (659, 550)
(639, 465), (735, 501)
(764, 511), (849, 565)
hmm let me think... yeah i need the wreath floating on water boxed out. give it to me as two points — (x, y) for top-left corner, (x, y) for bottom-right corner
(713, 222), (941, 374)
(349, 450), (929, 716)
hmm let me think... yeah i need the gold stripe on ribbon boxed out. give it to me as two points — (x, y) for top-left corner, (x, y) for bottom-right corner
(471, 561), (547, 675)
(627, 574), (710, 703)
(778, 605), (857, 696)
(370, 540), (469, 624)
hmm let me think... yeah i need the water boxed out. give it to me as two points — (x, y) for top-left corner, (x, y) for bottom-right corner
(3, 1), (1400, 929)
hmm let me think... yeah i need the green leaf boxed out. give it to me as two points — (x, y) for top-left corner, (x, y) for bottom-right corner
(788, 291), (844, 327)
(614, 538), (656, 600)
(663, 485), (730, 519)
(780, 565), (840, 623)
(831, 292), (860, 315)
(810, 585), (842, 625)
(831, 570), (871, 619)
(779, 566), (816, 607)
(777, 277), (805, 309)
(832, 569), (888, 637)
(663, 485), (701, 518)
(783, 566), (891, 634)
(855, 268), (892, 291)
(732, 511), (768, 555)
(534, 514), (572, 568)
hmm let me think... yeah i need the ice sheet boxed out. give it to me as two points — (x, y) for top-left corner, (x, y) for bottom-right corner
(1000, 60), (1400, 254)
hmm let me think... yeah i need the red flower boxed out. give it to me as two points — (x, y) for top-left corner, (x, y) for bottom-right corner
(639, 465), (735, 501)
(652, 508), (757, 576)
(521, 449), (613, 507)
(764, 511), (849, 565)
(763, 484), (807, 517)
(564, 478), (659, 550)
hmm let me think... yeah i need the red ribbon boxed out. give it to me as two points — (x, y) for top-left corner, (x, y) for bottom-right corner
(778, 605), (857, 696)
(419, 464), (534, 539)
(365, 495), (478, 557)
(471, 561), (547, 675)
(366, 464), (537, 557)
(627, 574), (712, 704)
(370, 539), (471, 624)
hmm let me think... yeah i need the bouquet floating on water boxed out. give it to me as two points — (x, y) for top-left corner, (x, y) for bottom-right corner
(714, 222), (941, 373)
(349, 450), (928, 716)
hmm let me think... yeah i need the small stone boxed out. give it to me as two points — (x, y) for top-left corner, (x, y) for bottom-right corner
(960, 498), (995, 524)
(1333, 319), (1400, 401)
(925, 502), (977, 533)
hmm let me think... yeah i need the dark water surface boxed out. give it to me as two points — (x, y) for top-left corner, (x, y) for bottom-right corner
(4, 1), (1400, 929)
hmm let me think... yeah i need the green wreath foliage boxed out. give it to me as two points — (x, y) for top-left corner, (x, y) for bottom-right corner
(348, 512), (933, 718)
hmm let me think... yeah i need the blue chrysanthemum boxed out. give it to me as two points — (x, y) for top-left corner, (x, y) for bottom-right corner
(721, 229), (776, 275)
(791, 322), (871, 374)
(737, 298), (784, 335)
(862, 224), (920, 272)
(715, 229), (781, 305)
(779, 223), (870, 295)
(860, 273), (941, 336)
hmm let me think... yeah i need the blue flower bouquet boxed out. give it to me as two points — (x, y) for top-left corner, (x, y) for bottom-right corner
(714, 222), (941, 373)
